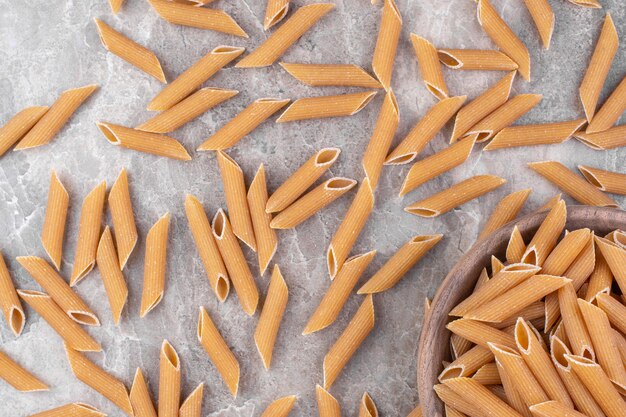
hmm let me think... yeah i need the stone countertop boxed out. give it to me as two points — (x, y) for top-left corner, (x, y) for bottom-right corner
(0, 0), (624, 416)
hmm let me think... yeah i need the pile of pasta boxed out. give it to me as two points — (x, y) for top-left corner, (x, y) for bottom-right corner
(438, 199), (626, 417)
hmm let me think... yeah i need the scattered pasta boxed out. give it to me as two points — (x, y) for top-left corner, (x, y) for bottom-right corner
(179, 383), (204, 417)
(108, 168), (138, 270)
(578, 165), (626, 195)
(260, 395), (297, 417)
(264, 0), (290, 30)
(438, 49), (518, 71)
(96, 227), (128, 326)
(280, 63), (382, 88)
(276, 91), (376, 123)
(523, 0), (554, 49)
(159, 340), (181, 417)
(139, 213), (171, 317)
(484, 119), (586, 151)
(478, 189), (531, 241)
(0, 349), (48, 392)
(29, 403), (105, 417)
(410, 34), (448, 99)
(372, 0), (402, 90)
(40, 171), (69, 271)
(247, 165), (278, 274)
(130, 368), (157, 417)
(0, 106), (48, 156)
(97, 122), (192, 160)
(0, 253), (24, 337)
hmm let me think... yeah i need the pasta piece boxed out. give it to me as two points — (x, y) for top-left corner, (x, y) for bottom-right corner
(521, 199), (566, 266)
(479, 189), (531, 241)
(254, 266), (288, 369)
(472, 363), (501, 385)
(316, 385), (341, 417)
(567, 0), (602, 7)
(399, 135), (476, 196)
(528, 161), (618, 207)
(358, 392), (378, 417)
(148, 46), (244, 111)
(496, 301), (545, 330)
(65, 346), (133, 415)
(159, 340), (181, 417)
(197, 306), (240, 397)
(491, 256), (505, 276)
(523, 0), (554, 49)
(179, 383), (203, 417)
(139, 213), (170, 317)
(17, 256), (99, 326)
(260, 395), (297, 417)
(248, 166), (277, 274)
(578, 165), (626, 195)
(386, 96), (466, 164)
(266, 147), (340, 213)
(587, 75), (626, 134)
(97, 122), (191, 160)
(276, 91), (376, 123)
(405, 175), (506, 218)
(264, 0), (290, 30)
(506, 227), (526, 264)
(94, 19), (166, 83)
(236, 3), (335, 68)
(327, 178), (374, 279)
(585, 249), (613, 301)
(358, 234), (442, 293)
(443, 377), (523, 417)
(580, 14), (619, 121)
(212, 209), (259, 315)
(138, 88), (238, 133)
(484, 119), (586, 151)
(271, 178), (356, 229)
(558, 283), (594, 359)
(495, 360), (536, 417)
(280, 63), (382, 88)
(447, 319), (516, 349)
(323, 294), (375, 388)
(0, 349), (48, 392)
(542, 228), (590, 276)
(30, 403), (105, 417)
(304, 251), (376, 334)
(14, 85), (97, 150)
(477, 0), (531, 80)
(438, 49), (518, 71)
(565, 354), (626, 417)
(410, 34), (448, 99)
(147, 0), (246, 37)
(0, 106), (48, 156)
(529, 401), (586, 417)
(433, 384), (485, 417)
(595, 293), (626, 334)
(371, 0), (402, 90)
(439, 345), (494, 380)
(130, 368), (157, 417)
(466, 94), (542, 142)
(197, 98), (290, 151)
(96, 227), (128, 325)
(574, 125), (626, 149)
(0, 253), (25, 336)
(109, 168), (137, 270)
(362, 90), (399, 189)
(595, 236), (626, 294)
(108, 0), (124, 13)
(217, 151), (257, 251)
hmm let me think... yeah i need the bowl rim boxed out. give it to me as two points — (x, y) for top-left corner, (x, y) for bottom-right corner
(416, 205), (626, 417)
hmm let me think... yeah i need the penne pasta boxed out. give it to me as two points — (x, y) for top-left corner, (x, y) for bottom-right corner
(147, 0), (246, 37)
(159, 340), (181, 417)
(438, 49), (518, 71)
(260, 395), (297, 417)
(585, 249), (612, 301)
(316, 385), (341, 417)
(521, 199), (566, 266)
(405, 175), (506, 218)
(587, 74), (626, 134)
(304, 251), (376, 335)
(439, 345), (494, 380)
(236, 3), (335, 68)
(443, 377), (522, 417)
(65, 345), (133, 416)
(567, 0), (602, 7)
(197, 98), (289, 151)
(266, 147), (340, 213)
(472, 363), (501, 385)
(138, 88), (238, 133)
(264, 0), (290, 30)
(139, 213), (170, 317)
(523, 0), (554, 49)
(94, 19), (166, 83)
(386, 96), (466, 165)
(327, 177), (374, 279)
(108, 0), (124, 13)
(17, 256), (99, 326)
(595, 293), (626, 334)
(217, 151), (257, 251)
(30, 403), (106, 417)
(477, 0), (531, 80)
(358, 392), (378, 417)
(276, 91), (376, 123)
(0, 253), (25, 337)
(280, 63), (382, 88)
(247, 165), (277, 274)
(212, 209), (259, 315)
(0, 106), (48, 156)
(96, 227), (128, 326)
(148, 46), (244, 111)
(528, 161), (618, 207)
(270, 178), (356, 229)
(541, 228), (590, 276)
(97, 122), (191, 160)
(362, 90), (399, 189)
(479, 189), (531, 241)
(323, 294), (375, 389)
(410, 34), (448, 99)
(358, 234), (442, 294)
(558, 283), (594, 359)
(371, 0), (402, 90)
(578, 165), (626, 195)
(0, 349), (48, 392)
(399, 135), (476, 196)
(179, 383), (203, 417)
(466, 94), (543, 142)
(197, 306), (240, 397)
(130, 368), (157, 417)
(447, 319), (516, 349)
(434, 384), (485, 417)
(14, 85), (98, 150)
(108, 168), (137, 270)
(506, 226), (526, 263)
(529, 401), (587, 417)
(580, 14), (619, 121)
(574, 125), (626, 150)
(254, 265), (288, 369)
(595, 236), (626, 294)
(484, 119), (586, 151)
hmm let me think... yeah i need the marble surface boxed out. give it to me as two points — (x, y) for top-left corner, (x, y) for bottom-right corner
(0, 0), (625, 416)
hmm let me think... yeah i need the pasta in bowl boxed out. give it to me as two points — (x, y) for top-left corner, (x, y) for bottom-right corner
(417, 204), (626, 417)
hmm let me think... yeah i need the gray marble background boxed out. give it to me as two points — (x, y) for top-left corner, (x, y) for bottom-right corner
(0, 0), (625, 416)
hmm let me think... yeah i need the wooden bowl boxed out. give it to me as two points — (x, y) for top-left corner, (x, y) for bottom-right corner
(417, 205), (626, 417)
